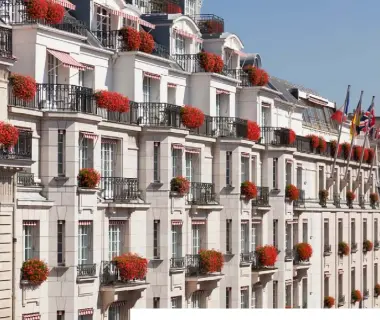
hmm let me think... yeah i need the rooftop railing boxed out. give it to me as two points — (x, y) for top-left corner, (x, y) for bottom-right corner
(0, 26), (12, 59)
(190, 14), (224, 34)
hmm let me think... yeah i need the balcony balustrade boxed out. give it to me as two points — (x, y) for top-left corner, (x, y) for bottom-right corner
(190, 14), (225, 34)
(100, 177), (139, 202)
(100, 261), (147, 286)
(17, 172), (37, 186)
(294, 189), (305, 208)
(170, 257), (185, 269)
(338, 295), (345, 306)
(142, 0), (181, 14)
(186, 182), (216, 205)
(284, 249), (293, 261)
(0, 26), (12, 59)
(323, 244), (332, 256)
(77, 264), (96, 278)
(359, 195), (365, 209)
(259, 127), (292, 146)
(1, 0), (87, 36)
(351, 242), (358, 253)
(251, 252), (277, 270)
(333, 193), (341, 208)
(240, 252), (254, 264)
(0, 130), (32, 160)
(251, 187), (270, 207)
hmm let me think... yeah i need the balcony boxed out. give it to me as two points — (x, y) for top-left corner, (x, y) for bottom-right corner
(130, 102), (181, 128)
(77, 264), (96, 278)
(333, 193), (341, 208)
(259, 127), (292, 146)
(8, 83), (96, 114)
(170, 257), (185, 270)
(100, 261), (149, 292)
(190, 14), (224, 35)
(251, 187), (270, 208)
(100, 177), (140, 202)
(240, 252), (254, 266)
(0, 130), (33, 167)
(185, 254), (223, 278)
(323, 244), (332, 256)
(0, 26), (13, 60)
(338, 295), (345, 307)
(143, 0), (181, 14)
(351, 242), (358, 253)
(374, 240), (380, 251)
(359, 195), (365, 209)
(1, 0), (87, 36)
(17, 172), (37, 186)
(284, 249), (293, 262)
(251, 252), (278, 277)
(293, 189), (305, 209)
(363, 289), (370, 300)
(186, 182), (216, 205)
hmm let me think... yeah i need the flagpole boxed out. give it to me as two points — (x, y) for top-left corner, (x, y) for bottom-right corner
(353, 127), (370, 191)
(366, 143), (377, 188)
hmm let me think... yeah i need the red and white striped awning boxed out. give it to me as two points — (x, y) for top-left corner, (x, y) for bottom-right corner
(78, 221), (92, 226)
(234, 50), (248, 58)
(192, 220), (206, 225)
(240, 286), (249, 291)
(81, 132), (98, 140)
(52, 0), (75, 10)
(168, 83), (177, 88)
(109, 220), (126, 225)
(47, 49), (86, 71)
(241, 152), (250, 158)
(139, 19), (155, 30)
(23, 221), (38, 226)
(101, 138), (118, 144)
(23, 313), (40, 320)
(172, 143), (184, 150)
(171, 220), (183, 225)
(173, 28), (203, 43)
(185, 147), (200, 154)
(144, 72), (161, 80)
(78, 308), (94, 316)
(241, 220), (249, 224)
(81, 63), (94, 70)
(216, 89), (230, 95)
(251, 220), (262, 224)
(111, 300), (128, 307)
(338, 269), (344, 274)
(286, 220), (298, 224)
(324, 272), (331, 277)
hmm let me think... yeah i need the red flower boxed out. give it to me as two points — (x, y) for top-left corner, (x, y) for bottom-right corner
(241, 181), (257, 200)
(245, 66), (270, 86)
(139, 30), (154, 54)
(45, 1), (64, 24)
(9, 73), (37, 102)
(199, 249), (224, 273)
(21, 259), (49, 285)
(319, 189), (328, 201)
(307, 134), (319, 149)
(370, 193), (379, 204)
(181, 105), (205, 129)
(94, 90), (130, 113)
(288, 129), (296, 144)
(247, 121), (261, 141)
(330, 140), (342, 157)
(286, 184), (299, 201)
(324, 296), (335, 308)
(255, 245), (278, 267)
(113, 253), (148, 281)
(353, 145), (364, 161)
(339, 242), (350, 256)
(24, 0), (48, 20)
(341, 142), (351, 160)
(77, 168), (100, 188)
(0, 123), (19, 148)
(170, 176), (190, 195)
(199, 52), (215, 72)
(363, 148), (369, 162)
(367, 148), (375, 164)
(363, 240), (373, 252)
(201, 20), (224, 34)
(165, 2), (182, 13)
(352, 290), (362, 303)
(318, 137), (327, 152)
(213, 54), (224, 73)
(295, 242), (313, 261)
(120, 27), (141, 51)
(375, 284), (380, 296)
(346, 190), (356, 201)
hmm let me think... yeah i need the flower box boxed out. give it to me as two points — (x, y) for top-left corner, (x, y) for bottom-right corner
(21, 259), (49, 285)
(367, 148), (375, 164)
(0, 123), (19, 148)
(25, 0), (48, 20)
(240, 181), (257, 200)
(199, 52), (215, 72)
(346, 191), (355, 208)
(351, 290), (362, 303)
(139, 30), (154, 54)
(120, 26), (141, 51)
(318, 137), (327, 153)
(288, 129), (296, 144)
(213, 54), (224, 73)
(319, 189), (328, 207)
(324, 296), (335, 308)
(170, 176), (190, 196)
(285, 184), (299, 201)
(370, 193), (379, 208)
(77, 168), (100, 189)
(341, 142), (351, 160)
(9, 73), (37, 102)
(375, 284), (380, 297)
(181, 106), (205, 129)
(307, 134), (319, 150)
(113, 253), (148, 281)
(338, 242), (350, 256)
(330, 140), (342, 158)
(245, 66), (269, 86)
(45, 1), (65, 24)
(247, 121), (260, 141)
(255, 245), (278, 267)
(94, 90), (130, 113)
(199, 249), (224, 273)
(363, 240), (373, 252)
(295, 242), (313, 261)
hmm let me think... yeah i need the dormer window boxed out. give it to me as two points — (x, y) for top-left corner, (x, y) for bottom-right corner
(96, 7), (111, 33)
(175, 34), (185, 54)
(185, 0), (196, 16)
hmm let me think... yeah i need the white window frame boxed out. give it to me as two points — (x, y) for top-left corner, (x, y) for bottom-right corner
(175, 33), (185, 55)
(240, 289), (248, 308)
(191, 291), (202, 309)
(192, 224), (200, 254)
(241, 223), (249, 254)
(108, 224), (122, 260)
(226, 151), (232, 186)
(153, 142), (160, 182)
(57, 220), (65, 266)
(96, 6), (111, 33)
(153, 220), (160, 259)
(226, 219), (232, 254)
(241, 156), (249, 183)
(143, 77), (151, 103)
(23, 222), (39, 261)
(78, 223), (92, 265)
(171, 296), (181, 308)
(185, 0), (196, 15)
(108, 304), (120, 320)
(57, 130), (66, 176)
(172, 148), (182, 178)
(79, 136), (94, 169)
(171, 225), (182, 258)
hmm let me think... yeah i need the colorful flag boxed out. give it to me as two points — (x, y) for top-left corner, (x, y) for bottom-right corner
(350, 91), (363, 138)
(331, 85), (350, 123)
(359, 96), (375, 133)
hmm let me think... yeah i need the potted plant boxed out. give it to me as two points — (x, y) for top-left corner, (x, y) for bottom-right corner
(351, 290), (362, 303)
(170, 176), (190, 196)
(21, 259), (49, 285)
(285, 184), (299, 201)
(94, 90), (130, 113)
(180, 105), (205, 129)
(370, 193), (379, 209)
(165, 2), (182, 13)
(319, 189), (328, 207)
(240, 181), (257, 200)
(112, 253), (148, 281)
(295, 242), (313, 261)
(9, 73), (37, 102)
(255, 245), (278, 267)
(367, 148), (375, 164)
(199, 249), (224, 273)
(353, 145), (364, 161)
(307, 134), (319, 150)
(324, 296), (335, 308)
(246, 120), (261, 141)
(199, 51), (215, 72)
(120, 26), (141, 51)
(346, 191), (355, 208)
(318, 137), (327, 153)
(45, 1), (65, 24)
(213, 54), (224, 73)
(338, 242), (350, 256)
(375, 284), (380, 297)
(245, 66), (269, 86)
(24, 0), (49, 20)
(139, 30), (154, 54)
(288, 129), (296, 144)
(341, 142), (351, 160)
(363, 240), (373, 252)
(0, 123), (19, 149)
(77, 168), (100, 188)
(330, 140), (342, 157)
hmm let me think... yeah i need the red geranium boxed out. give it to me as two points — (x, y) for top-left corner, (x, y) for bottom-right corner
(213, 54), (224, 73)
(241, 181), (257, 200)
(367, 148), (375, 164)
(375, 284), (380, 296)
(94, 90), (130, 113)
(21, 259), (49, 285)
(341, 142), (351, 160)
(353, 145), (364, 161)
(199, 249), (224, 273)
(120, 27), (141, 51)
(166, 2), (182, 13)
(363, 240), (373, 252)
(363, 148), (369, 162)
(338, 242), (350, 256)
(295, 242), (313, 261)
(77, 168), (100, 188)
(246, 66), (269, 86)
(346, 190), (355, 202)
(9, 73), (37, 102)
(288, 129), (296, 144)
(330, 140), (342, 157)
(201, 20), (224, 34)
(170, 176), (190, 195)
(324, 296), (335, 308)
(352, 290), (362, 303)
(247, 121), (261, 141)
(318, 136), (327, 152)
(24, 0), (49, 20)
(199, 52), (215, 72)
(139, 30), (154, 54)
(181, 105), (205, 129)
(370, 193), (379, 205)
(307, 134), (319, 149)
(286, 184), (299, 201)
(45, 1), (65, 24)
(113, 253), (148, 281)
(0, 123), (19, 147)
(255, 245), (278, 267)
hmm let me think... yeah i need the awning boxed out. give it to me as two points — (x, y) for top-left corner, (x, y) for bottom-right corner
(101, 138), (118, 144)
(52, 0), (75, 10)
(173, 28), (203, 43)
(111, 301), (128, 307)
(172, 143), (184, 150)
(109, 220), (126, 225)
(23, 221), (38, 226)
(144, 72), (161, 80)
(47, 49), (86, 71)
(81, 63), (94, 70)
(192, 220), (206, 225)
(216, 89), (230, 95)
(185, 147), (200, 154)
(139, 19), (155, 30)
(168, 83), (177, 88)
(78, 221), (92, 226)
(81, 132), (98, 140)
(240, 286), (249, 291)
(241, 152), (250, 158)
(23, 313), (40, 320)
(78, 308), (94, 316)
(171, 220), (183, 225)
(241, 220), (249, 224)
(234, 50), (248, 58)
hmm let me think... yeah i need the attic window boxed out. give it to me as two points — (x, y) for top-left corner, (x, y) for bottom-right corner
(289, 88), (299, 100)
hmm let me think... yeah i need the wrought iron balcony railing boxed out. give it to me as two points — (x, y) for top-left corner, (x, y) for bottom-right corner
(8, 83), (96, 114)
(17, 172), (37, 186)
(100, 261), (147, 285)
(363, 289), (370, 300)
(0, 130), (32, 160)
(1, 0), (87, 36)
(0, 26), (12, 59)
(143, 0), (181, 14)
(351, 242), (358, 253)
(170, 257), (185, 269)
(240, 251), (254, 264)
(284, 249), (293, 261)
(374, 240), (380, 251)
(251, 187), (270, 207)
(77, 263), (96, 278)
(293, 250), (310, 265)
(294, 189), (305, 208)
(251, 251), (277, 270)
(173, 53), (211, 73)
(338, 295), (345, 306)
(190, 14), (225, 34)
(359, 195), (365, 209)
(259, 127), (292, 146)
(323, 244), (332, 256)
(100, 177), (139, 202)
(130, 102), (182, 127)
(333, 193), (341, 208)
(186, 182), (216, 205)
(184, 254), (223, 276)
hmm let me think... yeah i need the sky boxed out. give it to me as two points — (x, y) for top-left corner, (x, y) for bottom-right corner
(202, 0), (380, 113)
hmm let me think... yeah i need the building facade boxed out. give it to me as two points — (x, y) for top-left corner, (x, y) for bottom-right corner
(0, 0), (379, 319)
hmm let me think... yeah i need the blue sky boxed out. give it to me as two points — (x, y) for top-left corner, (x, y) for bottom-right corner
(202, 0), (379, 113)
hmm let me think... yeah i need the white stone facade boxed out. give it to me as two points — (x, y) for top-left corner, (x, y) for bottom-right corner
(0, 0), (378, 319)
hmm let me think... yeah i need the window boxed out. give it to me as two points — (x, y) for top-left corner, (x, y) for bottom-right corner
(175, 34), (185, 55)
(226, 288), (231, 308)
(273, 220), (278, 247)
(273, 281), (278, 308)
(241, 155), (249, 183)
(324, 276), (329, 297)
(14, 130), (32, 157)
(153, 297), (160, 309)
(293, 223), (299, 246)
(171, 297), (181, 309)
(338, 274), (343, 298)
(302, 278), (308, 308)
(285, 161), (292, 187)
(363, 219), (367, 241)
(241, 222), (249, 254)
(375, 219), (378, 242)
(363, 266), (367, 291)
(78, 222), (92, 265)
(251, 222), (261, 252)
(285, 284), (292, 307)
(57, 221), (65, 266)
(226, 220), (232, 254)
(351, 268), (355, 292)
(109, 222), (124, 260)
(186, 152), (197, 183)
(351, 219), (356, 244)
(273, 158), (278, 189)
(23, 221), (39, 261)
(153, 220), (160, 259)
(57, 311), (65, 320)
(251, 287), (256, 308)
(185, 0), (196, 15)
(292, 280), (298, 308)
(57, 130), (65, 176)
(296, 165), (302, 189)
(375, 263), (378, 286)
(172, 147), (182, 178)
(240, 288), (249, 308)
(153, 142), (160, 182)
(108, 304), (120, 320)
(96, 6), (111, 33)
(285, 223), (292, 251)
(79, 136), (94, 169)
(302, 220), (308, 243)
(143, 77), (151, 103)
(338, 219), (343, 243)
(319, 166), (324, 191)
(216, 94), (221, 117)
(324, 219), (329, 247)
(171, 225), (182, 258)
(226, 151), (232, 186)
(47, 53), (58, 85)
(192, 224), (200, 254)
(251, 156), (257, 184)
(191, 291), (202, 308)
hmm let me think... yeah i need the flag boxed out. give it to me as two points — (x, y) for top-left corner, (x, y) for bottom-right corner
(359, 96), (375, 133)
(331, 85), (350, 123)
(350, 91), (363, 137)
(374, 127), (380, 140)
